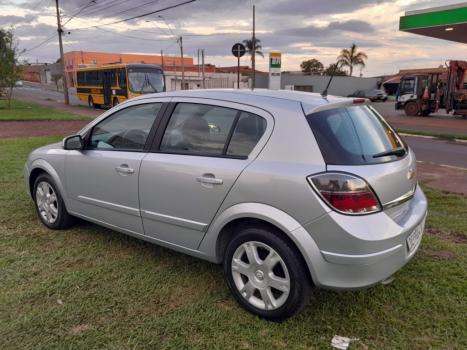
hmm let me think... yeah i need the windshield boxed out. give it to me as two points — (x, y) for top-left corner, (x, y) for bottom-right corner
(399, 78), (415, 95)
(128, 69), (165, 93)
(306, 105), (405, 165)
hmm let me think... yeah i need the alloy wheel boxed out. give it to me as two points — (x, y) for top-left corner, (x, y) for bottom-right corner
(231, 241), (290, 310)
(35, 181), (59, 224)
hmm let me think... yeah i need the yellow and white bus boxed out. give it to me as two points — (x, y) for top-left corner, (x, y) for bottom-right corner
(76, 64), (165, 108)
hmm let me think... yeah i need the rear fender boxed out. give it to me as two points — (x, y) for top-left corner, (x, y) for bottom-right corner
(197, 202), (323, 284)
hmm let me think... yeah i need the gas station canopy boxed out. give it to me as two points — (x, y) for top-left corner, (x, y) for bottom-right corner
(399, 2), (467, 43)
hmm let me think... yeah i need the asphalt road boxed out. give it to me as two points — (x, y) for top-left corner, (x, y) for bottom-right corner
(403, 135), (467, 169)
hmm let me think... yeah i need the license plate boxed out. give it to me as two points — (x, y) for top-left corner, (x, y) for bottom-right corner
(407, 220), (425, 252)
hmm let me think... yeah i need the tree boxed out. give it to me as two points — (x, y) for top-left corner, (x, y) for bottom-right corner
(300, 59), (324, 75)
(0, 29), (21, 108)
(242, 38), (264, 68)
(324, 63), (347, 76)
(337, 43), (367, 77)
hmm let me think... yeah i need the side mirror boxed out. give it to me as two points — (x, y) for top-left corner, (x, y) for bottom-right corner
(63, 135), (84, 150)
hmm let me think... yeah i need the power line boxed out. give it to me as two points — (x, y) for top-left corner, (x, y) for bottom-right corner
(62, 0), (97, 26)
(77, 0), (128, 17)
(158, 15), (178, 40)
(21, 33), (57, 54)
(70, 0), (196, 30)
(94, 26), (173, 42)
(105, 0), (162, 19)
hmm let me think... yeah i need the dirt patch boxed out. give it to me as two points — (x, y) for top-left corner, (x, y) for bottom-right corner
(425, 228), (467, 244)
(416, 162), (467, 196)
(69, 324), (91, 335)
(425, 250), (455, 260)
(0, 120), (88, 138)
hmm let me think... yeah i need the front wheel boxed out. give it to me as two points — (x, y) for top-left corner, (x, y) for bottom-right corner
(223, 224), (312, 321)
(33, 174), (73, 229)
(404, 101), (420, 116)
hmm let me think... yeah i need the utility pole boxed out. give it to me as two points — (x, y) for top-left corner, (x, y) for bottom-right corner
(201, 49), (205, 89)
(178, 36), (185, 90)
(55, 0), (69, 104)
(197, 48), (200, 77)
(160, 49), (165, 71)
(251, 4), (256, 90)
(173, 61), (177, 91)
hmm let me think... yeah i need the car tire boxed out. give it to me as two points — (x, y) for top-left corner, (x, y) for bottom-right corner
(223, 224), (312, 321)
(404, 101), (420, 116)
(33, 174), (73, 230)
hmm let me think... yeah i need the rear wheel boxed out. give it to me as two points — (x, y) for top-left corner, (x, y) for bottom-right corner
(33, 174), (73, 230)
(404, 101), (420, 116)
(112, 97), (119, 107)
(223, 224), (311, 321)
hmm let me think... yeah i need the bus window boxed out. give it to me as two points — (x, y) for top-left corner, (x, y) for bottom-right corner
(77, 71), (85, 85)
(118, 69), (126, 88)
(110, 69), (117, 86)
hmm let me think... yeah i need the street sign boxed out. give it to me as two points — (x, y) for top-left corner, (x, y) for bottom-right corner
(232, 43), (246, 89)
(232, 43), (246, 58)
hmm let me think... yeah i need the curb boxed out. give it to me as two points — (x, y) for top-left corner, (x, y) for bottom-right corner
(399, 132), (467, 144)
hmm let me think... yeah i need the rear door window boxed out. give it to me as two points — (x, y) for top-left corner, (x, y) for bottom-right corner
(306, 105), (405, 165)
(160, 103), (237, 155)
(159, 103), (266, 158)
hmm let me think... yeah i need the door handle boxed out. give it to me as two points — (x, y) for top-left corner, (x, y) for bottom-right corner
(196, 174), (223, 185)
(115, 164), (135, 175)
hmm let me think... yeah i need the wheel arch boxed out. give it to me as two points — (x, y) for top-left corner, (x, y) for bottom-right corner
(198, 203), (321, 285)
(28, 160), (67, 205)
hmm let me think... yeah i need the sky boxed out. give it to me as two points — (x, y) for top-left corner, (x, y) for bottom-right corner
(0, 0), (465, 76)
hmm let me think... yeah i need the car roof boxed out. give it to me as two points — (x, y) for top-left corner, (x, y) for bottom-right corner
(132, 89), (359, 114)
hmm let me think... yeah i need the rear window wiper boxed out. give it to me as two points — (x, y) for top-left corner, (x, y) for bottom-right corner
(373, 147), (406, 158)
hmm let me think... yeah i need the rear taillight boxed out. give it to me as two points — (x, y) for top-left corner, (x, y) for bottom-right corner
(307, 172), (381, 215)
(353, 98), (366, 104)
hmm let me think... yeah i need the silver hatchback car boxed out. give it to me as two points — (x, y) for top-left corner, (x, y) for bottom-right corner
(25, 90), (427, 320)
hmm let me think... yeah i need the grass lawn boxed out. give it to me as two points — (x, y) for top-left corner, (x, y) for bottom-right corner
(0, 99), (89, 121)
(1, 137), (466, 350)
(396, 128), (467, 141)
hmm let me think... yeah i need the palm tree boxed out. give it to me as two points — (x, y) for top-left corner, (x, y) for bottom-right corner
(337, 43), (368, 76)
(242, 38), (264, 67)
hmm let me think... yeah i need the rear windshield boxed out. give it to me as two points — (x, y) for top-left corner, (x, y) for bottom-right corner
(306, 105), (405, 165)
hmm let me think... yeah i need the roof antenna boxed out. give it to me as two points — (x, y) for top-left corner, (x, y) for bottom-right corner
(321, 62), (342, 98)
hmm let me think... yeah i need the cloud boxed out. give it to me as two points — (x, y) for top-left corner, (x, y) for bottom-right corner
(0, 14), (35, 26)
(280, 20), (375, 37)
(265, 0), (390, 16)
(3, 0), (459, 76)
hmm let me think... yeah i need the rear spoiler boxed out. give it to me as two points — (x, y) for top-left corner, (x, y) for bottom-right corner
(302, 98), (370, 115)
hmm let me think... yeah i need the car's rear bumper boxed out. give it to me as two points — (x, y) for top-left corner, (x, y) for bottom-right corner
(298, 186), (427, 289)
